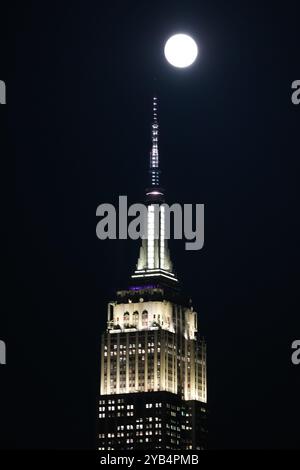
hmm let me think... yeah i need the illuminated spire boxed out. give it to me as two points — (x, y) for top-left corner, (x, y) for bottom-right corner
(149, 96), (160, 187)
(132, 96), (176, 283)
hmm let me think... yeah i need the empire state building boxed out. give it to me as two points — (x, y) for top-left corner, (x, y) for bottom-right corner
(98, 97), (207, 450)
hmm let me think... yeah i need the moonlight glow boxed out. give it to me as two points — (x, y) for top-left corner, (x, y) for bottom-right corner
(164, 34), (198, 68)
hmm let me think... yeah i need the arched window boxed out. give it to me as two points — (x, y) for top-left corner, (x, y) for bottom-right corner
(123, 312), (130, 327)
(133, 311), (139, 326)
(142, 310), (148, 327)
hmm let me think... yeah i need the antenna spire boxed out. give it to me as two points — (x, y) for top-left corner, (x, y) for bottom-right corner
(149, 96), (160, 187)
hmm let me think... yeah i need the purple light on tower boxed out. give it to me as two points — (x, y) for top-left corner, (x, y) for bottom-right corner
(129, 285), (158, 291)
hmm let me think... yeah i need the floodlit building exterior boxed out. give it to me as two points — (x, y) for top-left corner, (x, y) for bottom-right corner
(98, 97), (207, 450)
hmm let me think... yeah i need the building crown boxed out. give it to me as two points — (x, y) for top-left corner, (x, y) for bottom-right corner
(132, 97), (177, 284)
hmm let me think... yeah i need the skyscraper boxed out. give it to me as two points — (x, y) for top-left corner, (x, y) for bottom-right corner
(98, 98), (207, 450)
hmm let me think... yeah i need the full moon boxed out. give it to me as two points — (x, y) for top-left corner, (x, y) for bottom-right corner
(164, 34), (198, 68)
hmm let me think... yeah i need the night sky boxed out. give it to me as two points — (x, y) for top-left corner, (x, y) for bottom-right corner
(2, 0), (300, 449)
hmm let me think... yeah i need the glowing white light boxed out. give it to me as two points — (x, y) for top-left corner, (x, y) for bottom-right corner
(164, 34), (198, 68)
(147, 206), (155, 269)
(160, 206), (165, 269)
(146, 191), (163, 196)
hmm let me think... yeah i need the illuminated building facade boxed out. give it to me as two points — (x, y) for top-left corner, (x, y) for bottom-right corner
(98, 98), (207, 450)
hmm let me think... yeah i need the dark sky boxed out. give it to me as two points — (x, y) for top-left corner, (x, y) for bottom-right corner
(2, 0), (300, 449)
